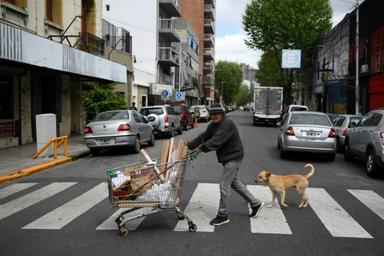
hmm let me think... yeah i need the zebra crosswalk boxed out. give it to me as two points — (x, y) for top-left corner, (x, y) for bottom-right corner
(0, 181), (383, 239)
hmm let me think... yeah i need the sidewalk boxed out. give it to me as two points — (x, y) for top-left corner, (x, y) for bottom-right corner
(0, 135), (90, 178)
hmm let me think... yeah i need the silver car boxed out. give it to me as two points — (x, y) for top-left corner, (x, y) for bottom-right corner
(344, 109), (384, 177)
(140, 105), (182, 137)
(190, 105), (210, 122)
(84, 110), (155, 155)
(333, 115), (362, 152)
(278, 111), (337, 161)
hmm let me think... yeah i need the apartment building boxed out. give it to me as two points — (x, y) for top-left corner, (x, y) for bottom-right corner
(181, 0), (216, 106)
(102, 19), (134, 106)
(0, 0), (127, 149)
(240, 63), (257, 97)
(103, 0), (182, 105)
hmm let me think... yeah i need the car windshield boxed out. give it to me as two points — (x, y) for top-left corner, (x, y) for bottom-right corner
(93, 111), (129, 121)
(349, 117), (362, 127)
(290, 114), (331, 126)
(191, 106), (201, 111)
(173, 106), (182, 114)
(140, 108), (164, 116)
(290, 107), (307, 111)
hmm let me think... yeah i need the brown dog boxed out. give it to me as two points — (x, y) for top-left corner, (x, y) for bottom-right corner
(255, 164), (315, 208)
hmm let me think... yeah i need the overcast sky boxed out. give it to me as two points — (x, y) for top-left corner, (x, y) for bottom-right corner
(216, 0), (358, 69)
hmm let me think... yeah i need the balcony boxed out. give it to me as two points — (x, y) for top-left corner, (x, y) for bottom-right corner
(159, 0), (181, 17)
(204, 62), (214, 73)
(203, 74), (214, 86)
(158, 47), (179, 67)
(204, 48), (214, 61)
(204, 33), (214, 47)
(205, 0), (216, 8)
(204, 4), (215, 20)
(79, 32), (105, 56)
(159, 19), (180, 42)
(204, 19), (215, 34)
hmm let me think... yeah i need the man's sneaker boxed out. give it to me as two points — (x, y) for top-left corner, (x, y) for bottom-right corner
(250, 202), (264, 217)
(210, 216), (230, 226)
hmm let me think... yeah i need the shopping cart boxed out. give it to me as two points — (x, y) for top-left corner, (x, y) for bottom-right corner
(106, 143), (199, 236)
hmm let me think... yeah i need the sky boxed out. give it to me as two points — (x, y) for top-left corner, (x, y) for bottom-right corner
(215, 0), (358, 69)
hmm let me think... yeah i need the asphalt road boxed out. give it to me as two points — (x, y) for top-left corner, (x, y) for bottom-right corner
(1, 111), (384, 256)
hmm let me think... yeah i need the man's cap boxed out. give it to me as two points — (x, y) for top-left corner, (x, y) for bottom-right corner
(208, 103), (225, 115)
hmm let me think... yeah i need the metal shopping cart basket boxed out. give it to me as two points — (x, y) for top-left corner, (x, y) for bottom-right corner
(106, 140), (198, 236)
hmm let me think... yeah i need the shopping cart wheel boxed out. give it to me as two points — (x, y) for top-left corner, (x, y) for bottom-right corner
(119, 227), (129, 237)
(177, 213), (185, 220)
(188, 222), (197, 232)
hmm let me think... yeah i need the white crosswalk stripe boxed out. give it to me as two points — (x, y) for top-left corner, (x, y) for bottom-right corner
(348, 189), (384, 221)
(306, 188), (372, 238)
(23, 183), (108, 230)
(174, 183), (220, 232)
(247, 185), (292, 235)
(0, 183), (38, 200)
(96, 208), (147, 231)
(0, 182), (76, 221)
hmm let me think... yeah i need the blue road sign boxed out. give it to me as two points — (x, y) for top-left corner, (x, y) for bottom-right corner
(175, 91), (185, 101)
(161, 90), (169, 97)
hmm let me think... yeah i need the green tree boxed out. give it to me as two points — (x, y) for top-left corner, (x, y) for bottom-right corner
(235, 84), (252, 106)
(82, 83), (127, 121)
(215, 61), (243, 104)
(243, 0), (332, 104)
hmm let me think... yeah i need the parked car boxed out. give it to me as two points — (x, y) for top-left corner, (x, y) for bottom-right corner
(286, 105), (308, 113)
(84, 110), (155, 155)
(173, 105), (194, 130)
(333, 115), (362, 152)
(140, 105), (182, 137)
(278, 111), (337, 161)
(190, 105), (210, 122)
(344, 109), (384, 177)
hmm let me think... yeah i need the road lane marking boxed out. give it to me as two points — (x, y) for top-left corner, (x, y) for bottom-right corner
(307, 188), (372, 238)
(348, 189), (384, 221)
(0, 183), (38, 200)
(96, 208), (148, 230)
(0, 182), (76, 221)
(247, 185), (292, 235)
(23, 183), (107, 230)
(174, 183), (220, 232)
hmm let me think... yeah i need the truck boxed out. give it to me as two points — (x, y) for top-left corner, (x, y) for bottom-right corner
(253, 86), (284, 126)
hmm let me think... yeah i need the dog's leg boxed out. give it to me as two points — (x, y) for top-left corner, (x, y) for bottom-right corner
(267, 192), (276, 208)
(279, 191), (288, 208)
(297, 187), (306, 208)
(303, 194), (309, 208)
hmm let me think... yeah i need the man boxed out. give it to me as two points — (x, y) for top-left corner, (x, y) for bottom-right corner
(188, 103), (264, 226)
(129, 102), (138, 111)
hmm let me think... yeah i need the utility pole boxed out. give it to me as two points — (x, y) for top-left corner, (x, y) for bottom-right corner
(355, 0), (360, 114)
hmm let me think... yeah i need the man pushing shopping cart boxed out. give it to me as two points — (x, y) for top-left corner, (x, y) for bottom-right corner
(187, 103), (264, 226)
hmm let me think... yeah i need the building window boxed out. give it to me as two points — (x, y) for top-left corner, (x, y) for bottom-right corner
(45, 0), (62, 25)
(3, 0), (27, 8)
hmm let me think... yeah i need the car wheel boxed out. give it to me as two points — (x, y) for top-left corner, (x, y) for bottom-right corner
(148, 133), (155, 147)
(169, 126), (175, 138)
(90, 148), (100, 156)
(366, 149), (381, 177)
(277, 140), (281, 150)
(336, 137), (342, 153)
(178, 125), (183, 135)
(280, 147), (287, 159)
(344, 140), (353, 162)
(132, 136), (140, 153)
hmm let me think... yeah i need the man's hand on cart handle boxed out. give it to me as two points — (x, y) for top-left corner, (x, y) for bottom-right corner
(188, 144), (203, 160)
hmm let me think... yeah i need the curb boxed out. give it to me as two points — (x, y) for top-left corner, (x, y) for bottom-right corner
(0, 157), (72, 184)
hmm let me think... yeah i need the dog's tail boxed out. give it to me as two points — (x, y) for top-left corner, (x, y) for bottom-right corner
(304, 163), (315, 179)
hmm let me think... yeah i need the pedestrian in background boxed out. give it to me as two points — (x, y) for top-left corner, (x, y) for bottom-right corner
(188, 103), (264, 226)
(129, 102), (138, 111)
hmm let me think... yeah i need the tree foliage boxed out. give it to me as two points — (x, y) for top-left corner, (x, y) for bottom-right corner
(243, 0), (332, 104)
(214, 61), (243, 104)
(235, 85), (252, 106)
(82, 83), (127, 121)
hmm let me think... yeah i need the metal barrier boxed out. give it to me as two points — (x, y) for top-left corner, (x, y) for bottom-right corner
(32, 136), (69, 159)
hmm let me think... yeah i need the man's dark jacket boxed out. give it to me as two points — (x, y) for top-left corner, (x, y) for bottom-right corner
(187, 117), (244, 164)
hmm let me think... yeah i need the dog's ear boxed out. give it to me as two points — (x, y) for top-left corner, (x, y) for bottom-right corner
(265, 172), (271, 178)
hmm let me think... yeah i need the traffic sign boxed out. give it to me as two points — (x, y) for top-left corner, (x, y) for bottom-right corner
(161, 90), (169, 97)
(175, 91), (185, 101)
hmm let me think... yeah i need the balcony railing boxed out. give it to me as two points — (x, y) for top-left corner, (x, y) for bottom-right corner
(203, 74), (214, 85)
(158, 47), (179, 66)
(204, 4), (216, 18)
(79, 32), (105, 56)
(204, 62), (214, 71)
(159, 0), (181, 17)
(159, 19), (180, 42)
(204, 48), (215, 60)
(204, 19), (215, 34)
(204, 33), (215, 47)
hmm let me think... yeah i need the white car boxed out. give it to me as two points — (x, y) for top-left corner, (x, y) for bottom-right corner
(190, 105), (210, 122)
(286, 105), (308, 112)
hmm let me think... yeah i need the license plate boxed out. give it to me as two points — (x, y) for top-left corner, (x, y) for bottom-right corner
(99, 139), (114, 145)
(305, 131), (321, 137)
